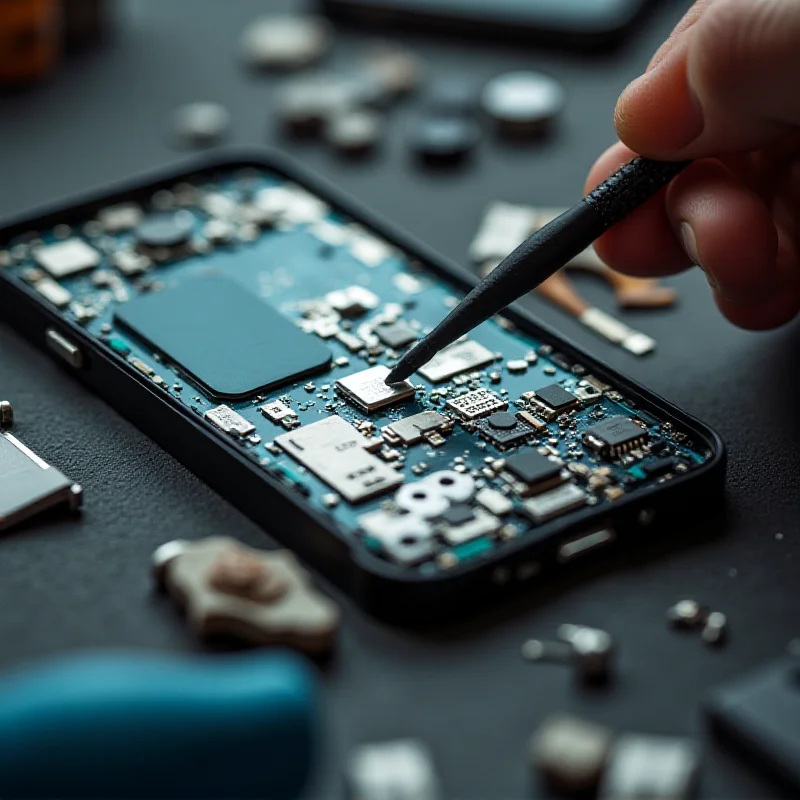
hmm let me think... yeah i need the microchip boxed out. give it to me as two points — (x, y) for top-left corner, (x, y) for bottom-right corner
(418, 339), (495, 382)
(438, 507), (501, 545)
(383, 410), (449, 445)
(204, 404), (256, 437)
(642, 457), (677, 478)
(440, 504), (475, 526)
(0, 432), (82, 532)
(477, 412), (534, 449)
(115, 276), (332, 400)
(374, 320), (417, 349)
(325, 286), (379, 317)
(505, 449), (562, 485)
(335, 365), (415, 412)
(534, 384), (578, 412)
(259, 400), (297, 424)
(277, 416), (403, 503)
(522, 483), (588, 524)
(583, 416), (647, 456)
(445, 388), (507, 420)
(33, 238), (100, 278)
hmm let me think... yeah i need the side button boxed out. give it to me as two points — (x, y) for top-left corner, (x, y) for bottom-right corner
(46, 328), (84, 369)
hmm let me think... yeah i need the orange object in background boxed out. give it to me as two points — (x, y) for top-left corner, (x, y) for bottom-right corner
(0, 0), (61, 86)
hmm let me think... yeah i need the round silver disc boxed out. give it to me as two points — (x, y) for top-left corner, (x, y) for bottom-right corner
(481, 71), (565, 135)
(240, 15), (332, 71)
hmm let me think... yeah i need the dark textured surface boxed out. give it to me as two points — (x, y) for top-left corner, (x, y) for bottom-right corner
(0, 2), (798, 798)
(584, 155), (692, 225)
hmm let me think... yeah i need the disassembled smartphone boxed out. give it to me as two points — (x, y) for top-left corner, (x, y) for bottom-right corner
(0, 151), (724, 621)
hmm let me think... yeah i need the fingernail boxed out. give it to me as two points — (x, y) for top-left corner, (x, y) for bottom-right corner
(680, 222), (716, 287)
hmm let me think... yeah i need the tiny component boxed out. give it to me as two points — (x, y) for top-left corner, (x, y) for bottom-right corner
(350, 234), (393, 267)
(336, 331), (364, 353)
(362, 436), (384, 453)
(534, 383), (578, 412)
(604, 486), (625, 502)
(504, 449), (563, 491)
(0, 400), (12, 428)
(34, 277), (73, 308)
(203, 218), (235, 245)
(383, 410), (450, 446)
(394, 481), (450, 519)
(0, 431), (83, 532)
(418, 339), (494, 382)
(358, 510), (435, 565)
(523, 483), (587, 523)
(32, 238), (101, 278)
(599, 734), (700, 800)
(336, 365), (415, 413)
(153, 537), (339, 653)
(98, 202), (142, 232)
(531, 715), (614, 794)
(469, 201), (538, 263)
(240, 15), (332, 71)
(205, 404), (256, 437)
(481, 71), (565, 137)
(506, 359), (528, 373)
(409, 115), (481, 165)
(439, 504), (474, 526)
(135, 210), (195, 250)
(702, 611), (727, 645)
(345, 739), (440, 800)
(642, 457), (677, 478)
(584, 416), (647, 456)
(276, 415), (403, 503)
(130, 358), (155, 377)
(367, 42), (424, 97)
(393, 273), (424, 295)
(523, 624), (615, 683)
(170, 102), (230, 149)
(325, 286), (379, 317)
(579, 307), (657, 356)
(424, 470), (475, 502)
(477, 412), (534, 449)
(322, 493), (339, 508)
(516, 410), (548, 433)
(374, 320), (417, 349)
(254, 184), (328, 225)
(446, 388), (507, 421)
(114, 249), (151, 276)
(438, 507), (501, 545)
(326, 110), (382, 156)
(475, 487), (513, 516)
(573, 384), (604, 404)
(259, 400), (298, 424)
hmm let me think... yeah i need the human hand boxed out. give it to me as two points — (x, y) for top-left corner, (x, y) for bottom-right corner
(586, 0), (800, 329)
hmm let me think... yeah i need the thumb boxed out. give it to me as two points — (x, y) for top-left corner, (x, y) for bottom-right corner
(615, 0), (800, 159)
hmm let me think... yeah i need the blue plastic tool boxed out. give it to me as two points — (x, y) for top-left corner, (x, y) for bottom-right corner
(0, 650), (317, 799)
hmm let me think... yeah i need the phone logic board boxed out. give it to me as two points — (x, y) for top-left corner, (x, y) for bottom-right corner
(0, 166), (713, 576)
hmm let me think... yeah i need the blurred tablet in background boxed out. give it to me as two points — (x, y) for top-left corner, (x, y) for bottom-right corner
(319, 0), (655, 49)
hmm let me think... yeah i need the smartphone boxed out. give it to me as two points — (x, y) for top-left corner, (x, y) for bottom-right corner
(319, 0), (654, 49)
(0, 151), (724, 622)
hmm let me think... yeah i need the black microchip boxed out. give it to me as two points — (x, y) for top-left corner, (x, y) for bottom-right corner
(440, 504), (475, 526)
(477, 412), (534, 449)
(642, 457), (676, 478)
(504, 449), (561, 485)
(534, 383), (577, 411)
(116, 276), (332, 400)
(584, 416), (647, 453)
(374, 320), (417, 349)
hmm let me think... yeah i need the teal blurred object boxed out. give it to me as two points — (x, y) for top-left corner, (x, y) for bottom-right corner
(0, 650), (317, 799)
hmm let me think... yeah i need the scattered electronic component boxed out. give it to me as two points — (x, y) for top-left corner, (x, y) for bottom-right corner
(573, 384), (603, 404)
(32, 238), (100, 278)
(240, 15), (332, 71)
(417, 339), (494, 382)
(438, 507), (500, 545)
(325, 286), (379, 317)
(276, 416), (403, 503)
(116, 276), (332, 400)
(383, 410), (450, 445)
(445, 388), (507, 421)
(534, 383), (578, 412)
(522, 483), (587, 523)
(702, 611), (727, 646)
(134, 210), (195, 251)
(153, 537), (339, 653)
(0, 430), (83, 532)
(506, 359), (528, 373)
(367, 42), (424, 97)
(531, 715), (614, 794)
(477, 412), (534, 449)
(170, 102), (230, 149)
(345, 739), (440, 800)
(326, 110), (382, 156)
(516, 410), (548, 433)
(0, 400), (12, 428)
(522, 624), (615, 683)
(469, 201), (538, 264)
(358, 510), (435, 565)
(259, 400), (298, 426)
(35, 277), (73, 308)
(475, 487), (513, 516)
(579, 307), (656, 356)
(409, 115), (481, 164)
(335, 365), (415, 413)
(480, 71), (565, 137)
(599, 734), (700, 800)
(374, 320), (417, 349)
(667, 599), (708, 629)
(97, 202), (142, 232)
(114, 249), (151, 276)
(640, 457), (677, 478)
(205, 405), (256, 438)
(503, 449), (564, 494)
(584, 416), (647, 457)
